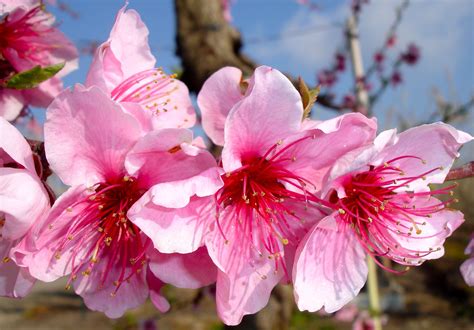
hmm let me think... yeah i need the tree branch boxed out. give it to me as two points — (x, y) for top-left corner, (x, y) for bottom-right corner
(174, 0), (344, 111)
(446, 161), (474, 181)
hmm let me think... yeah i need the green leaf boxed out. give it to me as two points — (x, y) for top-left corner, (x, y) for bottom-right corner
(6, 63), (65, 90)
(298, 77), (320, 120)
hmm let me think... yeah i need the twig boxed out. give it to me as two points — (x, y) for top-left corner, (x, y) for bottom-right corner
(446, 161), (474, 181)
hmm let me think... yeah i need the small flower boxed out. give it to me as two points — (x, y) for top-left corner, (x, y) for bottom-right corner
(373, 52), (384, 64)
(317, 69), (337, 87)
(293, 124), (472, 313)
(16, 86), (218, 318)
(0, 1), (78, 120)
(0, 117), (50, 297)
(386, 34), (397, 48)
(335, 52), (346, 72)
(390, 71), (402, 86)
(401, 43), (420, 65)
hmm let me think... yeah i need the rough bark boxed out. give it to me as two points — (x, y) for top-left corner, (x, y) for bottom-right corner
(174, 0), (342, 111)
(174, 0), (256, 93)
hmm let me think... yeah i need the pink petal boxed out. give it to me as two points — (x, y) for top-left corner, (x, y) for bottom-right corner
(378, 196), (465, 265)
(18, 185), (92, 282)
(74, 261), (149, 318)
(149, 79), (196, 130)
(283, 113), (377, 190)
(222, 66), (303, 172)
(197, 67), (245, 145)
(124, 128), (220, 190)
(326, 129), (396, 187)
(0, 239), (36, 298)
(377, 123), (473, 190)
(461, 258), (474, 286)
(128, 196), (212, 254)
(86, 6), (155, 93)
(45, 85), (142, 187)
(1, 0), (37, 12)
(146, 268), (170, 312)
(148, 247), (217, 289)
(205, 211), (283, 325)
(0, 90), (24, 121)
(0, 117), (35, 171)
(0, 168), (49, 240)
(293, 215), (368, 313)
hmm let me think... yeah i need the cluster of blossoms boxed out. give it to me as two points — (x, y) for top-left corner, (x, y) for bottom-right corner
(0, 2), (473, 326)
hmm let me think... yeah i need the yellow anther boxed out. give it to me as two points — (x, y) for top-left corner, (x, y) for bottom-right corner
(66, 207), (73, 213)
(104, 237), (112, 246)
(276, 139), (283, 145)
(2, 257), (10, 263)
(281, 238), (289, 245)
(338, 209), (346, 215)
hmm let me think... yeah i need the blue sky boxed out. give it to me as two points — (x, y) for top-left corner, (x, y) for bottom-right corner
(45, 0), (473, 138)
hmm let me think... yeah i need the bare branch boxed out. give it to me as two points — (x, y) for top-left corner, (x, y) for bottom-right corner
(446, 161), (474, 181)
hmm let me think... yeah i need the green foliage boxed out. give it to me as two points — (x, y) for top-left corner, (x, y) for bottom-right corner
(6, 63), (65, 89)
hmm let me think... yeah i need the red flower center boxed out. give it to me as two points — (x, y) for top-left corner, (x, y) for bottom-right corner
(215, 136), (330, 277)
(334, 155), (456, 272)
(53, 176), (148, 294)
(0, 6), (54, 65)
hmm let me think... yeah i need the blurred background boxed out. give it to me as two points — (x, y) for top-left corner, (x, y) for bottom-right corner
(2, 0), (473, 329)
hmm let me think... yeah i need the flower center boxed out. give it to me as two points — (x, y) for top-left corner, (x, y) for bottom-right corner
(0, 6), (54, 65)
(215, 136), (330, 277)
(334, 155), (456, 272)
(53, 176), (148, 294)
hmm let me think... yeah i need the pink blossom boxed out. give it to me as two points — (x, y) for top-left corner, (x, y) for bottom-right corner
(293, 123), (472, 313)
(13, 86), (218, 318)
(390, 71), (402, 86)
(128, 66), (378, 325)
(85, 6), (195, 131)
(0, 117), (50, 297)
(460, 234), (474, 286)
(401, 43), (420, 65)
(0, 0), (78, 120)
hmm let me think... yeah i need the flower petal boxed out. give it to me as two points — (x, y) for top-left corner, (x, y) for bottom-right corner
(377, 123), (473, 190)
(146, 268), (170, 312)
(74, 261), (149, 318)
(0, 90), (24, 121)
(0, 168), (49, 240)
(293, 215), (368, 313)
(0, 117), (35, 171)
(376, 196), (465, 265)
(124, 128), (220, 192)
(86, 6), (156, 92)
(222, 66), (303, 172)
(461, 258), (474, 286)
(0, 239), (36, 298)
(282, 113), (377, 191)
(45, 85), (142, 187)
(148, 246), (217, 289)
(129, 196), (213, 254)
(206, 211), (283, 325)
(198, 67), (245, 145)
